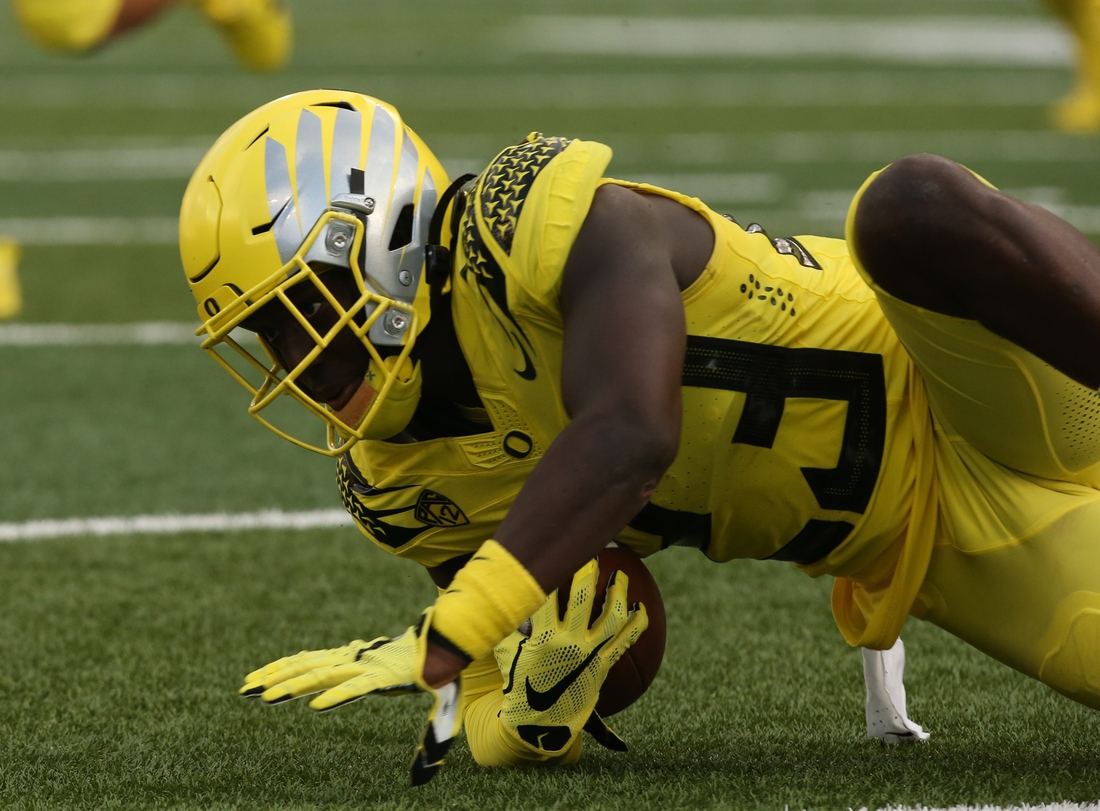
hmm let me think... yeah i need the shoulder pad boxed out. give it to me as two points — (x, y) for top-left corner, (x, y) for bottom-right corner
(474, 134), (572, 255)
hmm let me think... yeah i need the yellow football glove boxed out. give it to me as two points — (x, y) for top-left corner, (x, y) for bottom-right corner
(493, 559), (648, 756)
(240, 607), (463, 785)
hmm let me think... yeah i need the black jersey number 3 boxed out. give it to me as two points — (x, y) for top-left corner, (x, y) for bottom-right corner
(683, 335), (887, 516)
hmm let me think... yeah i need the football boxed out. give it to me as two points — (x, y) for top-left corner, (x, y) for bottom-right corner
(592, 543), (667, 716)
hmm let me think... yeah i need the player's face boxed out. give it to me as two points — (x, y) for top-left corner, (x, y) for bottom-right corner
(242, 269), (373, 413)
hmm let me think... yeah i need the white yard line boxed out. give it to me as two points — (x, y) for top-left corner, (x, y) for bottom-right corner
(0, 148), (483, 182)
(634, 172), (785, 203)
(609, 130), (1100, 166)
(727, 194), (1100, 236)
(4, 194), (1100, 252)
(876, 804), (1100, 811)
(0, 131), (1093, 188)
(0, 509), (354, 542)
(0, 322), (263, 347)
(0, 217), (177, 245)
(792, 203), (1100, 232)
(1045, 204), (1100, 234)
(0, 72), (1067, 109)
(0, 322), (200, 346)
(512, 16), (1072, 66)
(0, 146), (209, 181)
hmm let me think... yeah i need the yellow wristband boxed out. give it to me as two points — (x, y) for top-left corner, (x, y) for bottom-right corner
(431, 540), (546, 662)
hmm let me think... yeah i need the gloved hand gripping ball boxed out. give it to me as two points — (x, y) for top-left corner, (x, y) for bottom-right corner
(494, 559), (648, 755)
(240, 607), (463, 786)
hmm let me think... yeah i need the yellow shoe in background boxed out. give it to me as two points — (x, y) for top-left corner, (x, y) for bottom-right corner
(0, 239), (23, 320)
(1051, 83), (1100, 132)
(196, 0), (291, 73)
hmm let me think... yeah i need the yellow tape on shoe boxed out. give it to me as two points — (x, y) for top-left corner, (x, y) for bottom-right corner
(431, 540), (546, 662)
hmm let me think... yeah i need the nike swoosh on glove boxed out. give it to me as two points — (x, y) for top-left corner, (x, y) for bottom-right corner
(239, 607), (464, 785)
(493, 558), (648, 756)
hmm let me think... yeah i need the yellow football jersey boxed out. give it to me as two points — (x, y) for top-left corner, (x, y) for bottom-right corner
(340, 134), (937, 650)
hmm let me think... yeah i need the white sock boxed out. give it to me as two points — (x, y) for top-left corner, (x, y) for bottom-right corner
(862, 638), (929, 742)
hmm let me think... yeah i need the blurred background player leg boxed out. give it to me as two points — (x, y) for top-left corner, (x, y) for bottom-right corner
(1046, 0), (1100, 131)
(0, 239), (21, 320)
(12, 0), (128, 52)
(188, 0), (290, 73)
(11, 0), (290, 71)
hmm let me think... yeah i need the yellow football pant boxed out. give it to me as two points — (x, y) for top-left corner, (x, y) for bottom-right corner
(865, 251), (1100, 709)
(12, 0), (122, 51)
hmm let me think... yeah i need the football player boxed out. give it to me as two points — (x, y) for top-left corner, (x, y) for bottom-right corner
(10, 0), (290, 72)
(180, 90), (1100, 782)
(1046, 0), (1100, 131)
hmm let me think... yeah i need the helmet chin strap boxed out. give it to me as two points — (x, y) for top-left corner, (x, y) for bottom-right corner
(334, 354), (423, 441)
(425, 173), (477, 301)
(332, 379), (378, 427)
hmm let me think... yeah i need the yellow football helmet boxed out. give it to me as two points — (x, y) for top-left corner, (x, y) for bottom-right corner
(179, 90), (450, 455)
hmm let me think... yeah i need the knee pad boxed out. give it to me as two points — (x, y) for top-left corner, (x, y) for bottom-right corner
(1035, 591), (1100, 710)
(13, 0), (122, 52)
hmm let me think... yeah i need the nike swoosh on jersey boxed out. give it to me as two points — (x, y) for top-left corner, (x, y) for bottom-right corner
(513, 335), (536, 380)
(524, 637), (611, 712)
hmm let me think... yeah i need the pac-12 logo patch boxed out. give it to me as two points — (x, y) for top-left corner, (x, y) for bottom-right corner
(414, 490), (470, 528)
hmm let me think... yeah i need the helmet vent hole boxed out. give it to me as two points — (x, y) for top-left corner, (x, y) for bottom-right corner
(312, 101), (356, 112)
(389, 204), (415, 251)
(252, 199), (288, 236)
(191, 254), (220, 283)
(349, 167), (365, 196)
(245, 126), (269, 150)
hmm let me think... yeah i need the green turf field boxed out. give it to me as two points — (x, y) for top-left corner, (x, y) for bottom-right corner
(2, 0), (1100, 808)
